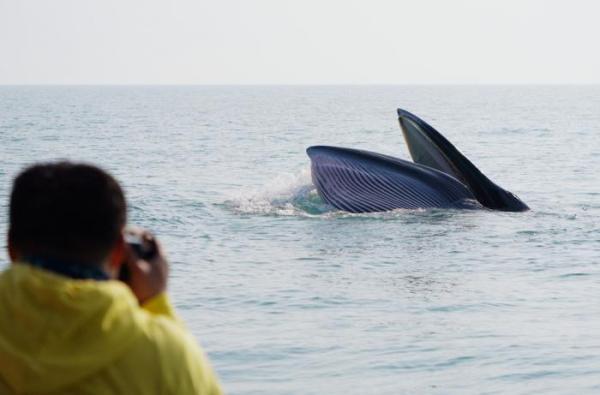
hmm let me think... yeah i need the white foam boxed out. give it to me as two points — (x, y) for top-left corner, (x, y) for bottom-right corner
(225, 168), (333, 217)
(224, 168), (444, 219)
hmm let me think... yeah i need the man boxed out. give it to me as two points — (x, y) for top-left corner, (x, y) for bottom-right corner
(0, 162), (222, 394)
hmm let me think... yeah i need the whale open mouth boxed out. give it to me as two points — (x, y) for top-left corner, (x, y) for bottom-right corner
(305, 109), (529, 213)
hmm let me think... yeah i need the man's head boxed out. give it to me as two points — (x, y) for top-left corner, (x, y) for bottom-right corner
(8, 162), (127, 267)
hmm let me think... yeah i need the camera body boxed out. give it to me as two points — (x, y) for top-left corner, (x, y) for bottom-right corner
(119, 231), (157, 282)
(125, 233), (157, 260)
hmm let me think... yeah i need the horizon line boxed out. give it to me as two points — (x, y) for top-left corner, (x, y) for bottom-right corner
(2, 82), (600, 87)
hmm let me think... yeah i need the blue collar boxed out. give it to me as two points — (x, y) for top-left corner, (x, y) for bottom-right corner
(25, 256), (109, 281)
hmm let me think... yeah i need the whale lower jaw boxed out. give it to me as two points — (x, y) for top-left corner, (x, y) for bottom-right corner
(307, 146), (476, 213)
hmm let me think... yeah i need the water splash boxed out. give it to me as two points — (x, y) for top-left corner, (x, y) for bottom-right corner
(224, 168), (334, 217)
(222, 168), (444, 219)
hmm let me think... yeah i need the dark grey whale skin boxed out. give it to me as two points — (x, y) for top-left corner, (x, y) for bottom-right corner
(306, 109), (529, 213)
(307, 146), (479, 213)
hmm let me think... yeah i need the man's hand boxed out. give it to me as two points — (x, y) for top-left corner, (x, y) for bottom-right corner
(122, 228), (169, 304)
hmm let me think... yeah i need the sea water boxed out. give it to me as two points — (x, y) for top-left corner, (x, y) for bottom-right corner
(0, 85), (599, 394)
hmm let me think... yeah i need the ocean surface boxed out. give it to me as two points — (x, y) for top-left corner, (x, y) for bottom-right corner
(1, 85), (599, 394)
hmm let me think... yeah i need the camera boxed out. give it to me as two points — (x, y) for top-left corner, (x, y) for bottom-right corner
(125, 232), (157, 260)
(119, 230), (158, 282)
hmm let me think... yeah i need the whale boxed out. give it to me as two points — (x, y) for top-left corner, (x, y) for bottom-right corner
(306, 108), (529, 213)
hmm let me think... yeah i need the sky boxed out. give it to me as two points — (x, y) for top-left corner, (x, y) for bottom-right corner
(1, 0), (599, 85)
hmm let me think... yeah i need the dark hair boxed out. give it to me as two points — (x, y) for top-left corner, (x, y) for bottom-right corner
(8, 162), (126, 265)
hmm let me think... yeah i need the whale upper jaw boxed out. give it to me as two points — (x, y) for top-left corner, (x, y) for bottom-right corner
(396, 108), (529, 212)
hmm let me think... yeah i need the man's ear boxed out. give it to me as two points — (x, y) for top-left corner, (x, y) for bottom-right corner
(7, 232), (19, 263)
(106, 233), (126, 276)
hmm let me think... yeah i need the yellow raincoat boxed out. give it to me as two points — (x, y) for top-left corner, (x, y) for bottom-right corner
(0, 263), (222, 394)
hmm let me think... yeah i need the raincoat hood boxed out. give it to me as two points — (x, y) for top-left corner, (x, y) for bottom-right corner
(0, 263), (144, 393)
